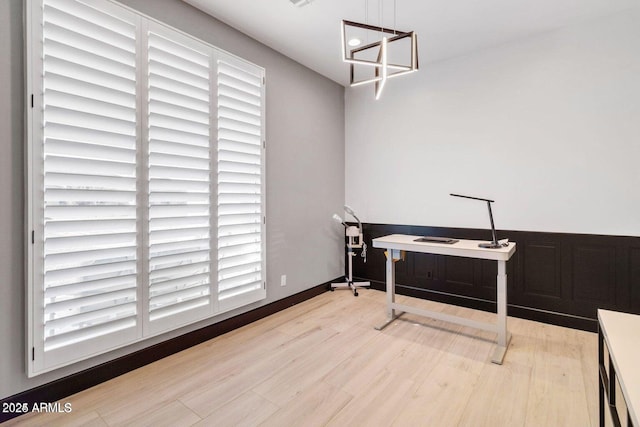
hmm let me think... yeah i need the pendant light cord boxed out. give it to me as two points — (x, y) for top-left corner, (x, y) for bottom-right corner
(379, 0), (383, 36)
(365, 0), (368, 25)
(394, 0), (397, 35)
(377, 0), (398, 36)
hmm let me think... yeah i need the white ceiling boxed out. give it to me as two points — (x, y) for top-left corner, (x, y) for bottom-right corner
(182, 0), (637, 86)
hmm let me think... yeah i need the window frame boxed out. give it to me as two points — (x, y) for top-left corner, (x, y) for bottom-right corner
(26, 0), (266, 377)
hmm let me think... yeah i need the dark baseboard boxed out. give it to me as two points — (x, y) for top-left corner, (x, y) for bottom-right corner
(507, 304), (596, 332)
(0, 281), (333, 424)
(366, 278), (597, 332)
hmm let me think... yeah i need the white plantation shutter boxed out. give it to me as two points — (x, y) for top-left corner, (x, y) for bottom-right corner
(28, 0), (266, 376)
(34, 0), (139, 371)
(147, 27), (213, 330)
(217, 56), (266, 310)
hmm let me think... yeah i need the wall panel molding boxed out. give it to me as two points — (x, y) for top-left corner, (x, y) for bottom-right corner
(571, 245), (617, 306)
(523, 241), (562, 299)
(629, 247), (640, 310)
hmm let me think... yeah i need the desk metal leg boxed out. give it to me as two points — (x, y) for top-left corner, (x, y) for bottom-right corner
(492, 260), (511, 364)
(375, 252), (403, 330)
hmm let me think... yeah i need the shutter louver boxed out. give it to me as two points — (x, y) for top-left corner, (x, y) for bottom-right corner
(147, 30), (212, 323)
(217, 58), (265, 307)
(41, 0), (138, 353)
(29, 0), (266, 376)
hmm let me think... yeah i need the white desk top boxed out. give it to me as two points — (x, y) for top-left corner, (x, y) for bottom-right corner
(372, 234), (516, 261)
(598, 309), (640, 426)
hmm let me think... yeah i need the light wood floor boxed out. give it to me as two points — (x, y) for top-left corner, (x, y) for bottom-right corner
(7, 289), (598, 427)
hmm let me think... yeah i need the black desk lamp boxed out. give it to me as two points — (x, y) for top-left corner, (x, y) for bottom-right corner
(450, 193), (503, 249)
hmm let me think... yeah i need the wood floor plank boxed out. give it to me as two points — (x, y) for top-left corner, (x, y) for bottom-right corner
(191, 391), (279, 427)
(8, 290), (599, 427)
(2, 409), (107, 427)
(94, 329), (294, 424)
(326, 369), (415, 427)
(321, 331), (413, 395)
(108, 400), (200, 427)
(180, 326), (337, 418)
(457, 355), (532, 426)
(259, 381), (352, 427)
(523, 323), (592, 427)
(390, 363), (477, 427)
(252, 325), (377, 406)
(312, 289), (383, 332)
(576, 328), (599, 426)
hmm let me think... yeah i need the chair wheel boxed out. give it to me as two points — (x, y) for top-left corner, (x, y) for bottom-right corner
(354, 292), (358, 297)
(330, 288), (334, 291)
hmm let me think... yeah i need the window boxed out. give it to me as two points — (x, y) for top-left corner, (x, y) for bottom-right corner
(27, 0), (266, 376)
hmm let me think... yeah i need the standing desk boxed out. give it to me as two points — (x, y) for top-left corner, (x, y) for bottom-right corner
(372, 234), (516, 364)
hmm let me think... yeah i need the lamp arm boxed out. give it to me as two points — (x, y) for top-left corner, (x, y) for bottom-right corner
(343, 205), (362, 231)
(350, 213), (362, 231)
(486, 201), (498, 245)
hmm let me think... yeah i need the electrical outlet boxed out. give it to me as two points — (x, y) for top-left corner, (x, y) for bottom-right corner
(280, 274), (286, 287)
(426, 271), (433, 279)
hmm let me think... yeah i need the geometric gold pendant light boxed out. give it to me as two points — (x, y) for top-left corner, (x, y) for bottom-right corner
(341, 3), (418, 99)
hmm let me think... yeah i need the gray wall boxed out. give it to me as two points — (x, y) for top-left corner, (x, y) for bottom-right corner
(0, 0), (345, 398)
(346, 8), (640, 237)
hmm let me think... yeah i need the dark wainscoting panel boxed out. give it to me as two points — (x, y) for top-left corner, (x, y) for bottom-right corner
(352, 223), (640, 332)
(523, 240), (561, 299)
(631, 247), (640, 310)
(571, 244), (616, 307)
